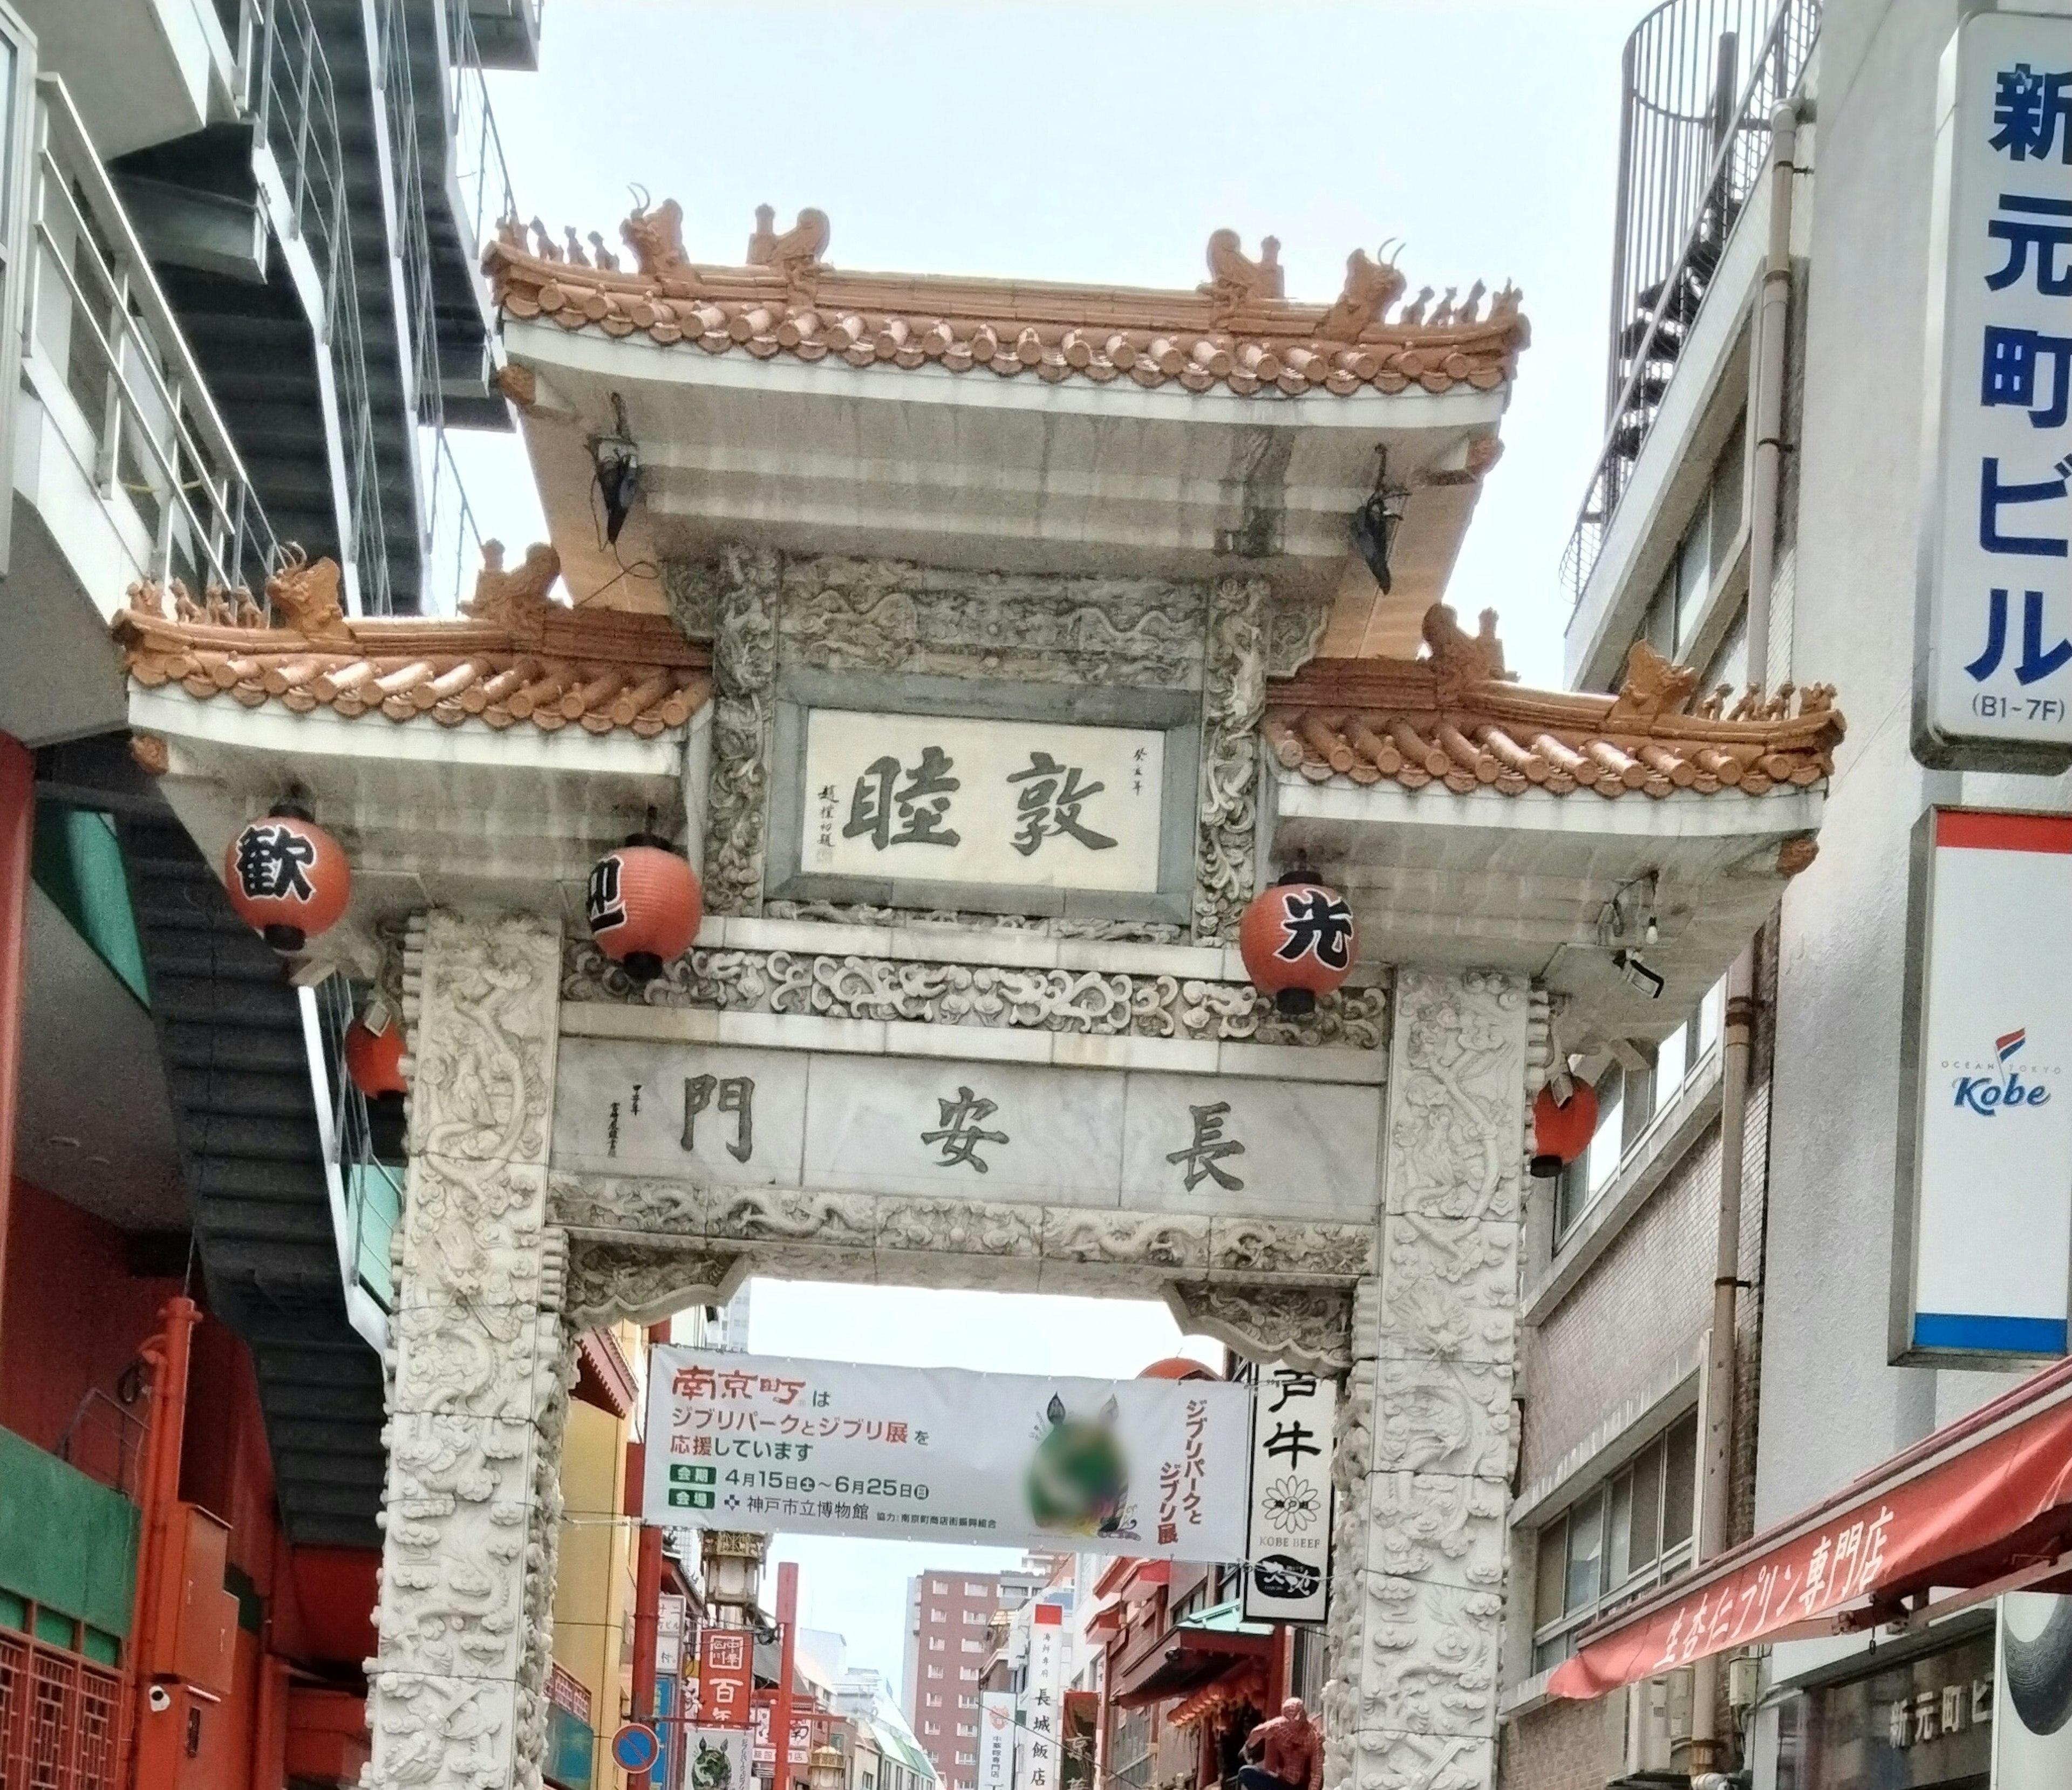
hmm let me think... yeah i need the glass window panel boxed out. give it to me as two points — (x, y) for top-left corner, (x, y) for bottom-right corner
(1655, 1023), (1687, 1103)
(1698, 979), (1725, 1058)
(1709, 415), (1746, 571)
(1586, 1082), (1624, 1197)
(1675, 509), (1713, 645)
(1566, 1490), (1605, 1613)
(1532, 1630), (1575, 1675)
(1662, 1412), (1700, 1550)
(1606, 1470), (1634, 1590)
(1628, 1439), (1662, 1572)
(1535, 1515), (1566, 1629)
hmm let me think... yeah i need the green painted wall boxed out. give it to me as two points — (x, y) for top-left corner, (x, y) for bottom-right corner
(32, 803), (149, 1006)
(0, 1426), (138, 1636)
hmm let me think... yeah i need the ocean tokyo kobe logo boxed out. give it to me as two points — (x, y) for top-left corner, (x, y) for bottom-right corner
(1948, 1027), (2059, 1115)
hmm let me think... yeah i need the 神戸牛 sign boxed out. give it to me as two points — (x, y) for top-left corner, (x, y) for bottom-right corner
(799, 710), (1166, 893)
(1243, 1364), (1335, 1625)
(1919, 11), (2072, 767)
(644, 1349), (1249, 1560)
(1897, 809), (2072, 1361)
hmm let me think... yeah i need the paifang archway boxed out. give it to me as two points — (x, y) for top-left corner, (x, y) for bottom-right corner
(111, 203), (1841, 1790)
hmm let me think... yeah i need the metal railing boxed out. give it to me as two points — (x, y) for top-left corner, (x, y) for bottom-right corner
(447, 0), (520, 255)
(1558, 0), (1819, 611)
(240, 0), (394, 613)
(306, 974), (403, 1326)
(24, 77), (282, 598)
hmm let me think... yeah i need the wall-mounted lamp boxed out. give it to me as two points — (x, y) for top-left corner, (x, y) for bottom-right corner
(591, 392), (641, 545)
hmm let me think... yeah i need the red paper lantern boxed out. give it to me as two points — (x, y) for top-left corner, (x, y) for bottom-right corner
(344, 1004), (407, 1099)
(223, 806), (351, 954)
(1239, 873), (1358, 1014)
(1531, 1081), (1600, 1179)
(586, 837), (701, 984)
(1137, 1356), (1221, 1382)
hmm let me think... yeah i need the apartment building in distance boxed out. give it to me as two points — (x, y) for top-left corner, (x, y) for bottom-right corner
(902, 1566), (1046, 1790)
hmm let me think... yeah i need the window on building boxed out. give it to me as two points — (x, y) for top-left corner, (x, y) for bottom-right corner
(955, 1753), (977, 1766)
(962, 1610), (983, 1624)
(928, 1638), (946, 1652)
(929, 1608), (947, 1622)
(923, 1724), (940, 1737)
(1110, 1706), (1153, 1790)
(963, 1582), (988, 1596)
(926, 1695), (943, 1708)
(957, 1725), (977, 1738)
(958, 1669), (979, 1682)
(1531, 1411), (1701, 1672)
(960, 1696), (977, 1710)
(961, 1640), (982, 1654)
(926, 1666), (945, 1680)
(932, 1581), (949, 1594)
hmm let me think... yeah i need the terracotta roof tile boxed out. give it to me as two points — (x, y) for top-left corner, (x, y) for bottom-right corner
(113, 547), (708, 737)
(487, 205), (1528, 402)
(1264, 612), (1844, 801)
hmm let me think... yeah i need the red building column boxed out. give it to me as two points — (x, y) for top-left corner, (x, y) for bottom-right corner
(0, 734), (32, 1351)
(774, 1560), (800, 1790)
(629, 1320), (671, 1790)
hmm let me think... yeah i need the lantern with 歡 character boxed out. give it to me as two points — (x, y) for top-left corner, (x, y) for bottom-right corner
(1238, 871), (1358, 1014)
(1530, 1080), (1600, 1179)
(223, 804), (351, 954)
(585, 834), (702, 984)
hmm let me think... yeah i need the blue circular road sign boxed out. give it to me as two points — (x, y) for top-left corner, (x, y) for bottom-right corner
(611, 1724), (662, 1773)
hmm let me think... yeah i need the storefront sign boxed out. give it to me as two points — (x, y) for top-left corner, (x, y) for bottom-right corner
(1243, 1364), (1334, 1625)
(699, 1627), (755, 1727)
(1897, 810), (2072, 1362)
(1795, 1630), (1994, 1788)
(978, 1692), (1014, 1790)
(657, 1591), (686, 1675)
(799, 710), (1166, 893)
(546, 1662), (596, 1790)
(1016, 1604), (1067, 1790)
(1919, 12), (2072, 767)
(645, 1349), (1249, 1560)
(692, 1727), (755, 1790)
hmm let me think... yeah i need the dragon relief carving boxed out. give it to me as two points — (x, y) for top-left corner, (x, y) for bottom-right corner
(1195, 576), (1268, 942)
(367, 913), (567, 1790)
(705, 547), (780, 916)
(564, 1244), (745, 1328)
(1164, 1283), (1354, 1373)
(762, 901), (1185, 944)
(562, 937), (1386, 1050)
(1319, 971), (1528, 1790)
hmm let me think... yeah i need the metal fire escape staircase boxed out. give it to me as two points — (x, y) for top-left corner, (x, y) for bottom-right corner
(117, 812), (387, 1548)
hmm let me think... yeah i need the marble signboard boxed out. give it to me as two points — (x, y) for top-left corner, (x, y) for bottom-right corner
(553, 1038), (1380, 1224)
(799, 709), (1164, 893)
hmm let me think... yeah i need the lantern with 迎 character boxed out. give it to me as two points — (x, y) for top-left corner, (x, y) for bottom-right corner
(585, 835), (701, 984)
(1531, 1080), (1600, 1179)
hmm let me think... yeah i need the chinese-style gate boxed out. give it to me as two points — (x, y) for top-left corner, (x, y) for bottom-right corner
(109, 204), (1842, 1790)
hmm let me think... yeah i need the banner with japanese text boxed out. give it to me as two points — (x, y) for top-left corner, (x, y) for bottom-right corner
(978, 1693), (1014, 1790)
(1015, 1605), (1068, 1790)
(644, 1348), (1248, 1560)
(698, 1627), (754, 1728)
(1243, 1364), (1335, 1624)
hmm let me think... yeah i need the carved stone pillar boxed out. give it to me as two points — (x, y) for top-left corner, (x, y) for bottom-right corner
(704, 545), (780, 916)
(365, 912), (569, 1790)
(1194, 574), (1267, 942)
(1321, 970), (1529, 1790)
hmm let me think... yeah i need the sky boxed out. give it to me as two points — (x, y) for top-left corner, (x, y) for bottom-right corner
(451, 0), (1644, 687)
(464, 0), (1650, 1697)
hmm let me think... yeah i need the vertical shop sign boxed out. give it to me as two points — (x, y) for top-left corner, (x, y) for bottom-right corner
(700, 1627), (755, 1728)
(1015, 1604), (1067, 1790)
(978, 1692), (1015, 1790)
(1897, 810), (2072, 1362)
(1243, 1364), (1335, 1624)
(658, 1592), (686, 1675)
(1920, 11), (2072, 768)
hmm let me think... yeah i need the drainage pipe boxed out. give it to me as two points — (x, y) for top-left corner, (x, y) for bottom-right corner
(1744, 100), (1802, 687)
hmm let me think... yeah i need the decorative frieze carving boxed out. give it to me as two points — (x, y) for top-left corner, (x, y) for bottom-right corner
(1321, 971), (1528, 1790)
(705, 548), (779, 916)
(1265, 594), (1332, 680)
(562, 938), (1386, 1049)
(774, 556), (1209, 687)
(1163, 1283), (1355, 1371)
(1195, 576), (1268, 941)
(563, 1244), (746, 1329)
(367, 913), (566, 1790)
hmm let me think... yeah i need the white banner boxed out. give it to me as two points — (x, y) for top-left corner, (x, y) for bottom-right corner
(1015, 1607), (1067, 1790)
(1900, 811), (2072, 1361)
(690, 1728), (754, 1790)
(978, 1693), (1015, 1790)
(1920, 11), (2072, 764)
(1997, 1592), (2072, 1785)
(645, 1349), (1249, 1560)
(657, 1591), (685, 1676)
(1243, 1364), (1334, 1624)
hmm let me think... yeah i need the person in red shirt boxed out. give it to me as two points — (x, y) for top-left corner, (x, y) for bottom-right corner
(1237, 1699), (1321, 1790)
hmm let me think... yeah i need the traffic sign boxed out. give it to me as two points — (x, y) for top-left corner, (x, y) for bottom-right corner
(611, 1724), (662, 1773)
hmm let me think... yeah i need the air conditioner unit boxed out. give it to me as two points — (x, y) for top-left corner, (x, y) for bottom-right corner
(1615, 1669), (1693, 1778)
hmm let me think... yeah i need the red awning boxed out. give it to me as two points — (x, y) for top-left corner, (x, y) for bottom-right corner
(573, 1326), (637, 1418)
(1086, 1603), (1123, 1637)
(1550, 1356), (2072, 1699)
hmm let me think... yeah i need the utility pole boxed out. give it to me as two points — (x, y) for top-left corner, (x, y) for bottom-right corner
(774, 1561), (800, 1790)
(631, 1320), (672, 1790)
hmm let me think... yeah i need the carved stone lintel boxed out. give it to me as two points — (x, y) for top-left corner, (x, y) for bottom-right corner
(1265, 594), (1332, 680)
(1195, 576), (1268, 942)
(764, 901), (1186, 945)
(561, 937), (1388, 1050)
(564, 1243), (748, 1328)
(1163, 1283), (1354, 1372)
(705, 546), (779, 916)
